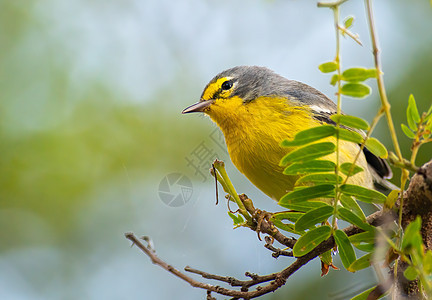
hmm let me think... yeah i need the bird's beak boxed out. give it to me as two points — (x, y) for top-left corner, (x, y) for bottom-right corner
(182, 100), (214, 114)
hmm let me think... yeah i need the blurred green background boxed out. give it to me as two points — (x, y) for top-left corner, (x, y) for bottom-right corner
(1, 0), (431, 299)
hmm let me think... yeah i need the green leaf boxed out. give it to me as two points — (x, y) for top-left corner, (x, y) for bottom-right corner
(295, 206), (334, 231)
(320, 249), (333, 266)
(348, 253), (372, 272)
(407, 94), (420, 131)
(296, 173), (342, 185)
(344, 16), (354, 29)
(340, 162), (364, 177)
(271, 211), (305, 223)
(336, 128), (364, 144)
(365, 137), (388, 158)
(385, 189), (399, 209)
(228, 212), (244, 226)
(280, 142), (336, 165)
(319, 61), (338, 73)
(270, 212), (305, 234)
(426, 103), (432, 116)
(341, 83), (371, 98)
(331, 114), (370, 130)
(293, 225), (332, 256)
(270, 222), (301, 234)
(426, 117), (432, 133)
(340, 194), (366, 221)
(406, 99), (417, 131)
(404, 266), (418, 281)
(401, 123), (416, 139)
(334, 229), (356, 269)
(342, 68), (377, 82)
(353, 243), (374, 252)
(337, 207), (374, 231)
(425, 104), (432, 122)
(279, 201), (330, 212)
(350, 287), (373, 300)
(402, 216), (422, 252)
(283, 160), (336, 175)
(330, 74), (339, 86)
(279, 184), (335, 205)
(349, 231), (376, 244)
(350, 286), (383, 300)
(281, 125), (336, 147)
(340, 184), (386, 203)
(424, 250), (432, 274)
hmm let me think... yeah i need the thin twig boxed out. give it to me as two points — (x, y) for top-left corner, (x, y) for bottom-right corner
(239, 194), (297, 249)
(125, 209), (394, 299)
(126, 231), (304, 298)
(332, 3), (342, 233)
(343, 109), (384, 184)
(212, 163), (219, 205)
(264, 236), (293, 258)
(364, 1), (410, 289)
(337, 24), (363, 46)
(365, 0), (403, 162)
(185, 267), (278, 290)
(388, 153), (419, 173)
(257, 217), (297, 249)
(213, 160), (253, 224)
(317, 0), (349, 8)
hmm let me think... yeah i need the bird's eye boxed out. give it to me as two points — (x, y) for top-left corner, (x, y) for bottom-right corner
(221, 80), (233, 90)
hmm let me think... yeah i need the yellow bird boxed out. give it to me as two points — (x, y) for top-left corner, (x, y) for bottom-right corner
(182, 66), (392, 201)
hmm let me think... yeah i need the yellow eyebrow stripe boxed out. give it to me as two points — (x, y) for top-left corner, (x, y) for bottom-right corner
(202, 77), (232, 100)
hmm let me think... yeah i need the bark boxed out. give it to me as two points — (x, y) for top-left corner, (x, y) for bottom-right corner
(396, 159), (432, 298)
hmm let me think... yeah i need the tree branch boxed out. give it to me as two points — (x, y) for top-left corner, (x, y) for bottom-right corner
(395, 160), (432, 297)
(184, 267), (278, 291)
(125, 208), (395, 299)
(240, 194), (297, 249)
(264, 236), (293, 258)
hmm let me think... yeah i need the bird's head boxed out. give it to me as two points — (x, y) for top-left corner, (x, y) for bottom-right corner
(182, 65), (337, 133)
(182, 66), (290, 120)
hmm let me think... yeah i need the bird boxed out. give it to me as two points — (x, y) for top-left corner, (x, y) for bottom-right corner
(182, 66), (393, 201)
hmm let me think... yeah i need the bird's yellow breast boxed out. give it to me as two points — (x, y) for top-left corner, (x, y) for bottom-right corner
(206, 96), (372, 200)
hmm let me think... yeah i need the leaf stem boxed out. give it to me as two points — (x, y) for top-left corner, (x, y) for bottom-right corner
(212, 160), (253, 224)
(332, 5), (342, 232)
(337, 24), (363, 46)
(341, 108), (383, 185)
(210, 166), (230, 195)
(410, 114), (427, 166)
(365, 0), (404, 163)
(317, 0), (349, 8)
(388, 153), (419, 173)
(364, 1), (410, 286)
